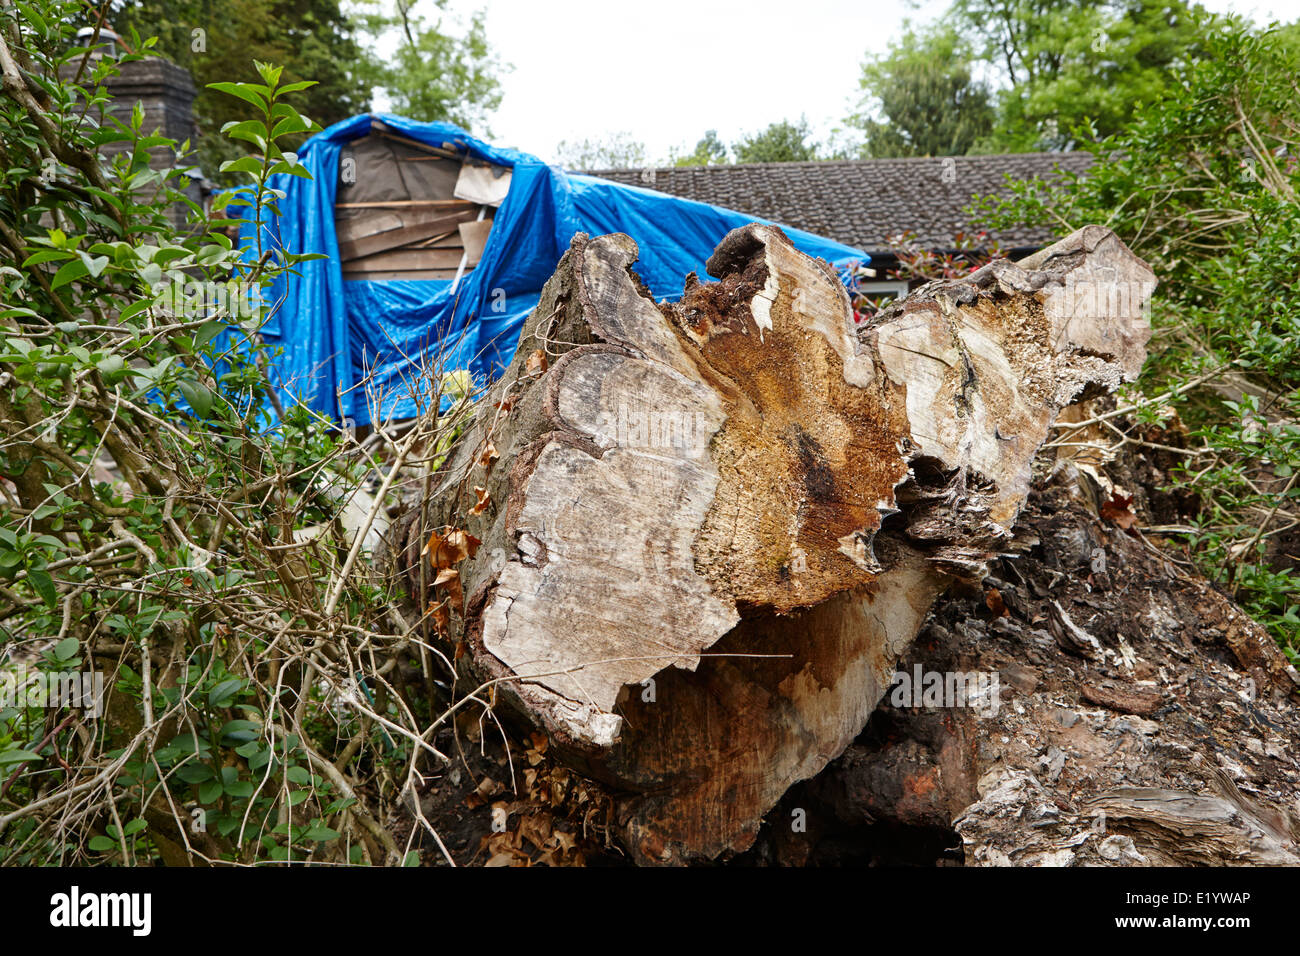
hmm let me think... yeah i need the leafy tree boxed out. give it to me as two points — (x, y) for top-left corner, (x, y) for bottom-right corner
(672, 129), (730, 166)
(0, 0), (481, 864)
(553, 132), (647, 170)
(353, 0), (504, 132)
(733, 117), (818, 164)
(975, 18), (1300, 650)
(110, 0), (373, 177)
(952, 0), (1213, 150)
(849, 24), (994, 157)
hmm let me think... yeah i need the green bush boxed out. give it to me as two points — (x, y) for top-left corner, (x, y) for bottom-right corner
(0, 2), (455, 864)
(976, 17), (1300, 658)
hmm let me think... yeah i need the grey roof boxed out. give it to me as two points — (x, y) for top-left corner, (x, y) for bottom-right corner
(584, 152), (1094, 256)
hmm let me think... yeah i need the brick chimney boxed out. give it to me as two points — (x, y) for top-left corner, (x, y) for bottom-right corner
(69, 55), (207, 229)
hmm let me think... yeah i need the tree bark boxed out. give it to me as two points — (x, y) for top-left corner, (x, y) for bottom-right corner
(399, 223), (1156, 864)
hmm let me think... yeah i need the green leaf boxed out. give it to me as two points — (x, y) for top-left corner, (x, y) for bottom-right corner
(95, 354), (126, 380)
(22, 249), (72, 267)
(194, 319), (226, 350)
(0, 749), (40, 766)
(50, 259), (88, 290)
(26, 568), (56, 608)
(179, 378), (214, 418)
(198, 779), (223, 803)
(52, 637), (79, 661)
(207, 82), (268, 111)
(80, 253), (110, 277)
(208, 678), (243, 707)
(175, 762), (214, 784)
(88, 835), (116, 852)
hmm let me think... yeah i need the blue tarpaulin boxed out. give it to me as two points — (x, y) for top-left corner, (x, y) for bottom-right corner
(236, 113), (869, 426)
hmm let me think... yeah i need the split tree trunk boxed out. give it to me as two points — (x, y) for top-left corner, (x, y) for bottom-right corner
(399, 223), (1155, 864)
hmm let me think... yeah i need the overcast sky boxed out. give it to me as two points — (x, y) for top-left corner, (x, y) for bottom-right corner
(425, 0), (1300, 165)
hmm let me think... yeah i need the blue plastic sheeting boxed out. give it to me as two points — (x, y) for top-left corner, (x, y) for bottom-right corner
(236, 113), (869, 427)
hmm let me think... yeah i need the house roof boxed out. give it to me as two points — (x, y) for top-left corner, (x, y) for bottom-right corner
(584, 152), (1094, 257)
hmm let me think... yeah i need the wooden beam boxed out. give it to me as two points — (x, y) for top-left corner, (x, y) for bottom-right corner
(341, 267), (462, 282)
(342, 248), (466, 272)
(334, 199), (476, 210)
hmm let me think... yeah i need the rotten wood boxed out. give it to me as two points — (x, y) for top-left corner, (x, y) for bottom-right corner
(399, 223), (1156, 864)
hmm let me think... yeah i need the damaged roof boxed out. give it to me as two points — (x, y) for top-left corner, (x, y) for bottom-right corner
(586, 152), (1094, 256)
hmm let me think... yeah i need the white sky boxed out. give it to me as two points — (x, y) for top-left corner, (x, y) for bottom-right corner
(418, 0), (1300, 164)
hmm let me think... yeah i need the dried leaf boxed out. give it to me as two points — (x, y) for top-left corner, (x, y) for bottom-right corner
(426, 528), (482, 569)
(525, 349), (548, 375)
(478, 440), (499, 472)
(1101, 491), (1138, 530)
(440, 573), (465, 614)
(464, 776), (499, 809)
(470, 485), (491, 516)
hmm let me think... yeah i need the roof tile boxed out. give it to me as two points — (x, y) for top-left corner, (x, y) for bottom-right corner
(584, 153), (1093, 254)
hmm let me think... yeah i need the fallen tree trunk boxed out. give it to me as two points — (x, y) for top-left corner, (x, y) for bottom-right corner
(785, 461), (1300, 867)
(398, 223), (1156, 864)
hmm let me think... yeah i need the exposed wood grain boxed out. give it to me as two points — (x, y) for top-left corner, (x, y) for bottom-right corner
(398, 223), (1155, 864)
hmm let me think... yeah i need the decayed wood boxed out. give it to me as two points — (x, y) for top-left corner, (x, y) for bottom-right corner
(803, 460), (1300, 867)
(403, 223), (1155, 864)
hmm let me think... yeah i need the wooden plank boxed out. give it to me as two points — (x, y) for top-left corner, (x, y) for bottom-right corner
(342, 268), (462, 282)
(343, 248), (466, 272)
(414, 231), (460, 249)
(334, 204), (477, 244)
(338, 212), (478, 261)
(458, 219), (493, 266)
(335, 211), (404, 243)
(334, 199), (476, 210)
(368, 122), (463, 160)
(454, 162), (512, 206)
